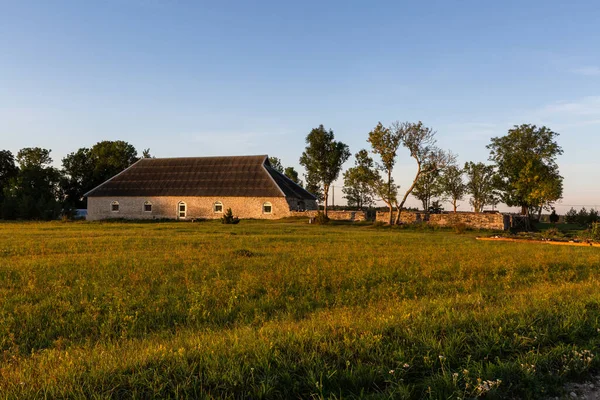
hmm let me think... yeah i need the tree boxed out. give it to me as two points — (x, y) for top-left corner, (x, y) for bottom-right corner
(283, 166), (303, 187)
(342, 150), (378, 209)
(142, 148), (153, 158)
(439, 164), (466, 213)
(412, 164), (444, 212)
(268, 157), (303, 186)
(299, 125), (350, 216)
(268, 157), (284, 173)
(0, 150), (18, 203)
(305, 172), (323, 202)
(488, 124), (563, 216)
(464, 162), (497, 213)
(371, 175), (398, 216)
(60, 148), (93, 209)
(4, 148), (61, 219)
(61, 141), (139, 209)
(367, 122), (402, 224)
(392, 121), (455, 225)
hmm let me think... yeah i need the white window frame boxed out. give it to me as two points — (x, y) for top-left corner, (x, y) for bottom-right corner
(143, 201), (152, 213)
(214, 201), (223, 213)
(262, 202), (272, 214)
(111, 201), (119, 212)
(178, 201), (187, 219)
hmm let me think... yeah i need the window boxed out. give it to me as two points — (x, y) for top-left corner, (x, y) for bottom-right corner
(144, 201), (152, 212)
(111, 201), (119, 212)
(214, 201), (223, 213)
(263, 202), (272, 214)
(178, 201), (187, 218)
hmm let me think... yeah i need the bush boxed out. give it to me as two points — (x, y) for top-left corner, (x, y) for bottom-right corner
(549, 210), (559, 224)
(221, 208), (240, 224)
(314, 212), (330, 225)
(541, 227), (562, 240)
(591, 223), (600, 242)
(453, 222), (468, 234)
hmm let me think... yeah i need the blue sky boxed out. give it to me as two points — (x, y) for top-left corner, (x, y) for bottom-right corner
(1, 0), (599, 211)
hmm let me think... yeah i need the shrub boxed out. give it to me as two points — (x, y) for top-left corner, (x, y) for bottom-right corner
(541, 227), (561, 240)
(221, 208), (240, 224)
(591, 223), (600, 242)
(314, 212), (330, 225)
(549, 210), (559, 224)
(453, 222), (468, 234)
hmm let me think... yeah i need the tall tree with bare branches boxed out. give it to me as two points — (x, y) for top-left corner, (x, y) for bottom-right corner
(392, 121), (455, 224)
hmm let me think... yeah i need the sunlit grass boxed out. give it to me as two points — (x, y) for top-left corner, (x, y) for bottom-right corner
(1, 220), (599, 398)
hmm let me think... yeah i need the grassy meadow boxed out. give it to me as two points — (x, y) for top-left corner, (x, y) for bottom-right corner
(1, 220), (600, 399)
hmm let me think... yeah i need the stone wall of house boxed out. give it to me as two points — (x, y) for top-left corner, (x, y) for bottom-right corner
(289, 210), (367, 221)
(87, 196), (315, 221)
(376, 211), (507, 230)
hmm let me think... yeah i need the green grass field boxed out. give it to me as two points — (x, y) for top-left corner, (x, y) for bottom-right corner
(1, 220), (600, 399)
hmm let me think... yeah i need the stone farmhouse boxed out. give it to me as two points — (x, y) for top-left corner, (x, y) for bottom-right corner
(84, 155), (317, 221)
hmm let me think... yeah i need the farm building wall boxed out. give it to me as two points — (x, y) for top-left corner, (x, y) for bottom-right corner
(376, 211), (507, 230)
(87, 196), (317, 221)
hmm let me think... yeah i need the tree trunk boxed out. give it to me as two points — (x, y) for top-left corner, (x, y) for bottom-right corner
(387, 170), (393, 225)
(521, 205), (527, 216)
(453, 200), (457, 213)
(394, 163), (422, 225)
(323, 184), (329, 217)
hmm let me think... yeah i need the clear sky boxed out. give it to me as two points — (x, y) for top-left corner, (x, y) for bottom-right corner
(1, 0), (599, 212)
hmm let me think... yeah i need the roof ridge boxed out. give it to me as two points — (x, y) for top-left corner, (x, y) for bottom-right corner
(142, 154), (268, 161)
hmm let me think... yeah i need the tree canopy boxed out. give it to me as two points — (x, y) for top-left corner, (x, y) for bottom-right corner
(61, 141), (139, 208)
(342, 150), (378, 209)
(488, 124), (563, 215)
(464, 162), (497, 213)
(299, 125), (350, 216)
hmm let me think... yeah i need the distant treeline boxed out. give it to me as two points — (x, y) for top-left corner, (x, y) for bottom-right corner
(0, 141), (149, 220)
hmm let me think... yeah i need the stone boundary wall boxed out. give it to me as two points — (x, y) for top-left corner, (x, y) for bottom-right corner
(376, 211), (507, 230)
(290, 210), (367, 222)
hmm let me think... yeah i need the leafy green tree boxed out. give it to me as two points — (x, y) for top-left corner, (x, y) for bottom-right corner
(0, 150), (18, 204)
(283, 166), (303, 187)
(268, 157), (284, 173)
(464, 162), (497, 213)
(367, 122), (402, 224)
(142, 148), (153, 158)
(305, 172), (323, 202)
(439, 164), (466, 212)
(268, 157), (303, 186)
(392, 121), (455, 224)
(342, 150), (378, 209)
(4, 148), (61, 219)
(299, 125), (350, 216)
(488, 124), (563, 216)
(412, 164), (444, 212)
(565, 207), (578, 224)
(61, 141), (139, 208)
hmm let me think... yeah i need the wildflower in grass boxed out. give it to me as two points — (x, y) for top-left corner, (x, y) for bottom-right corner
(389, 369), (395, 375)
(474, 378), (502, 394)
(403, 363), (410, 368)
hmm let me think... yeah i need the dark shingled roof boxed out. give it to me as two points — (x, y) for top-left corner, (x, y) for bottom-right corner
(84, 155), (316, 200)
